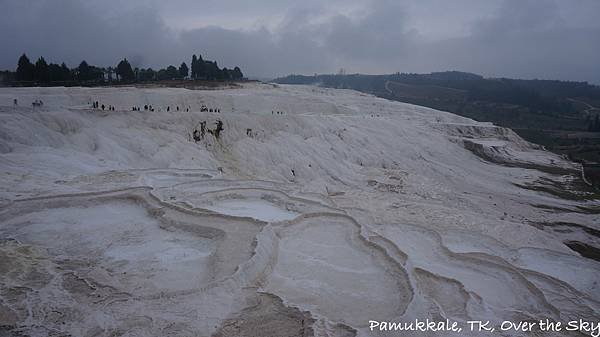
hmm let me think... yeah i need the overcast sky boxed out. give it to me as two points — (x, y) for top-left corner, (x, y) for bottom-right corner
(1, 0), (599, 82)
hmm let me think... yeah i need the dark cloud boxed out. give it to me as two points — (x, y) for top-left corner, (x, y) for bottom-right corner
(178, 25), (331, 77)
(0, 0), (177, 69)
(445, 0), (600, 82)
(1, 0), (598, 82)
(472, 0), (565, 36)
(324, 1), (415, 64)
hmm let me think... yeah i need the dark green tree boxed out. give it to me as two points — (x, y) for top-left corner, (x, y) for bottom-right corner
(197, 55), (206, 79)
(203, 61), (220, 80)
(166, 65), (179, 79)
(34, 57), (49, 82)
(77, 60), (91, 81)
(77, 61), (103, 82)
(191, 54), (207, 79)
(191, 55), (198, 79)
(179, 62), (188, 78)
(192, 54), (206, 79)
(156, 68), (169, 81)
(232, 66), (243, 80)
(0, 70), (16, 83)
(60, 63), (71, 81)
(116, 58), (135, 81)
(221, 67), (231, 80)
(16, 54), (35, 81)
(47, 63), (62, 82)
(138, 68), (156, 81)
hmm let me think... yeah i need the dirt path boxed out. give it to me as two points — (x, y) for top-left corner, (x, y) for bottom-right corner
(567, 98), (600, 115)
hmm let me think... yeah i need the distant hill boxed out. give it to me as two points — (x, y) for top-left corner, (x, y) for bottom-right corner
(274, 71), (600, 119)
(274, 71), (600, 165)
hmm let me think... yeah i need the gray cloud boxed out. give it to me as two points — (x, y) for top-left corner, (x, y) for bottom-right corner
(1, 0), (599, 82)
(0, 0), (177, 69)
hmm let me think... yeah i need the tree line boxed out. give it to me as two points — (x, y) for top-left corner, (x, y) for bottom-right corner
(5, 53), (243, 85)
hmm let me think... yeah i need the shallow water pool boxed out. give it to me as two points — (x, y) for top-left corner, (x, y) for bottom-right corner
(204, 199), (299, 222)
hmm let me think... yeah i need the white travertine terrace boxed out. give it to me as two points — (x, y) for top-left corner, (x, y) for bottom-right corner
(0, 84), (598, 337)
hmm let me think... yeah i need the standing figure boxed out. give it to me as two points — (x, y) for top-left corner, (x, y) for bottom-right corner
(214, 120), (224, 139)
(200, 121), (206, 139)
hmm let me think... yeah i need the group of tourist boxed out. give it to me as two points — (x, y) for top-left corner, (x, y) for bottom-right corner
(200, 105), (221, 113)
(91, 101), (115, 111)
(193, 119), (224, 142)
